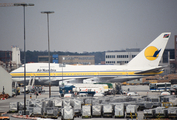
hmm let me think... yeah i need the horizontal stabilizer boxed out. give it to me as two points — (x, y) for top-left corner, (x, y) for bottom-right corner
(134, 66), (166, 74)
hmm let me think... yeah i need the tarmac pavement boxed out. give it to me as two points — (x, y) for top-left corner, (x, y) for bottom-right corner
(0, 85), (161, 120)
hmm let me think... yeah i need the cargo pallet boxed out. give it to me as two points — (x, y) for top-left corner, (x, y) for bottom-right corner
(114, 115), (124, 118)
(92, 115), (102, 118)
(61, 117), (74, 120)
(82, 115), (92, 118)
(103, 113), (113, 118)
(30, 114), (43, 118)
(74, 113), (81, 117)
(126, 113), (138, 118)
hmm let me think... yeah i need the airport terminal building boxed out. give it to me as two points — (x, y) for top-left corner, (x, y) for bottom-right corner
(105, 48), (140, 65)
(59, 55), (95, 65)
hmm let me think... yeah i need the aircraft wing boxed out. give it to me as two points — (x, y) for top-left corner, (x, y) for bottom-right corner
(134, 66), (167, 74)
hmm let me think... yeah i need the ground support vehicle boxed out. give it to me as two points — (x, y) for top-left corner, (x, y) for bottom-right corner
(78, 91), (95, 97)
(59, 85), (75, 97)
(0, 113), (10, 120)
(149, 82), (171, 92)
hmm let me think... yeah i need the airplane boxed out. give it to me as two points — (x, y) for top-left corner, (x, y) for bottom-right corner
(10, 32), (171, 85)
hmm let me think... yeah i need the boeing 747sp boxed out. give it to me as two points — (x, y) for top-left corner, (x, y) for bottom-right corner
(10, 32), (171, 85)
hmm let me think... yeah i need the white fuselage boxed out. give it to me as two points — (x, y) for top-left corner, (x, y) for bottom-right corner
(10, 63), (161, 84)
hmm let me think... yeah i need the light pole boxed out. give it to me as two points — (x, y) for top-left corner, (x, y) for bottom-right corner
(14, 3), (34, 115)
(41, 11), (54, 98)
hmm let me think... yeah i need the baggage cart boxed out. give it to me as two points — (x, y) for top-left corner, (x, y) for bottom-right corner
(82, 105), (91, 118)
(92, 105), (102, 117)
(126, 105), (138, 118)
(103, 104), (113, 117)
(143, 109), (155, 118)
(167, 107), (177, 118)
(155, 107), (167, 118)
(73, 100), (82, 117)
(61, 106), (74, 120)
(114, 103), (124, 118)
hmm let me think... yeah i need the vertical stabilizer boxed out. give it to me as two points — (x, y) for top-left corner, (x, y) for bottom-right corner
(127, 32), (171, 68)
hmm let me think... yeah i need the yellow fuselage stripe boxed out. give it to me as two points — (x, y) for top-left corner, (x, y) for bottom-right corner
(10, 71), (162, 77)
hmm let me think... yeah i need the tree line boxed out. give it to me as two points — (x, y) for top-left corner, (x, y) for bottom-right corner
(20, 50), (105, 64)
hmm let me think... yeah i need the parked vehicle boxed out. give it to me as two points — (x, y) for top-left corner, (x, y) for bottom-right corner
(127, 92), (139, 96)
(149, 82), (171, 92)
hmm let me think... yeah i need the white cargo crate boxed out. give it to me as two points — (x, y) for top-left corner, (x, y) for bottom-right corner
(63, 99), (70, 107)
(114, 103), (124, 118)
(126, 105), (138, 118)
(103, 104), (113, 117)
(54, 99), (62, 107)
(61, 106), (74, 120)
(82, 105), (91, 118)
(155, 107), (167, 118)
(167, 107), (177, 118)
(143, 109), (155, 118)
(92, 105), (102, 117)
(9, 102), (18, 111)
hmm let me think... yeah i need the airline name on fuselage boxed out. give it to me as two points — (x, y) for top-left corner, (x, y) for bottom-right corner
(37, 69), (56, 72)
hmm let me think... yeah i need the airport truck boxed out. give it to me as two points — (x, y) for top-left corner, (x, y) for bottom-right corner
(59, 85), (75, 97)
(71, 83), (108, 94)
(59, 83), (109, 97)
(94, 83), (122, 95)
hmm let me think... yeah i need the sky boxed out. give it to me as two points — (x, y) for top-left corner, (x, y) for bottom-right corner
(0, 0), (176, 53)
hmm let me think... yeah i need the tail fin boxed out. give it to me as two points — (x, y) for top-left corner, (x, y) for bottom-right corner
(127, 32), (171, 68)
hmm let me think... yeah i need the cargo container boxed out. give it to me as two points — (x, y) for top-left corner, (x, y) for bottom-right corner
(63, 99), (70, 107)
(114, 103), (124, 118)
(9, 102), (18, 112)
(92, 105), (102, 117)
(54, 99), (62, 108)
(103, 104), (113, 117)
(143, 109), (155, 118)
(167, 107), (177, 118)
(31, 107), (43, 117)
(126, 105), (138, 118)
(82, 105), (91, 118)
(73, 99), (82, 117)
(155, 107), (168, 118)
(61, 106), (74, 120)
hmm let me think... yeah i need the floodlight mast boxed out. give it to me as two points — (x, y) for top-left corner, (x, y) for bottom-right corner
(13, 3), (34, 115)
(0, 5), (34, 114)
(41, 11), (54, 98)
